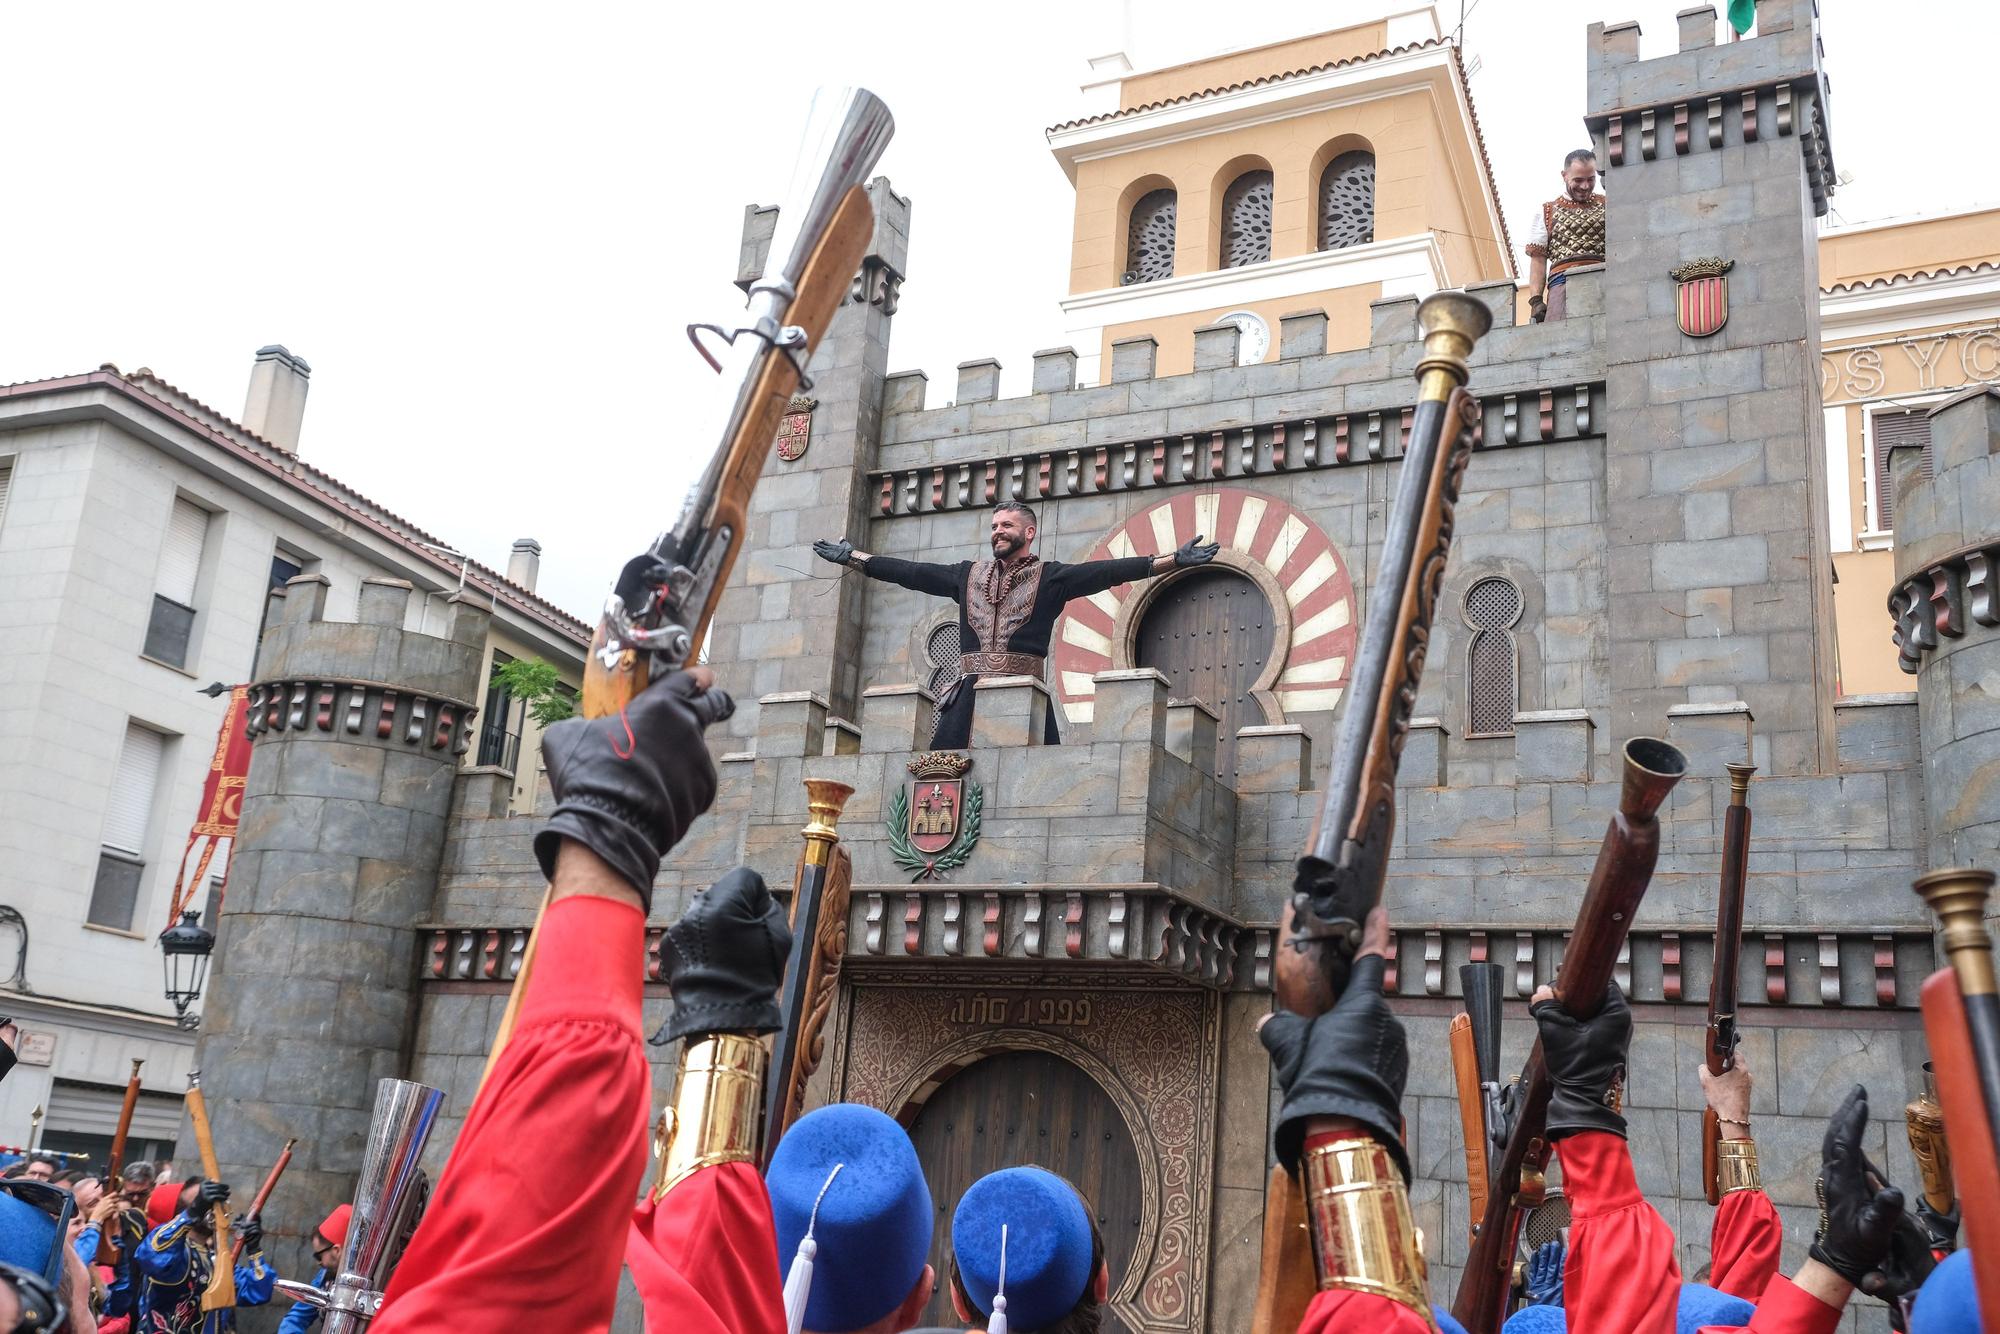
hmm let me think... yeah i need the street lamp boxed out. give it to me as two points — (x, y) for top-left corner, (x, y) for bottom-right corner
(158, 910), (216, 1029)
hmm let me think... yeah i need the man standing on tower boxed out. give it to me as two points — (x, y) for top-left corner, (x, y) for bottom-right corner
(813, 502), (1217, 747)
(1526, 149), (1605, 323)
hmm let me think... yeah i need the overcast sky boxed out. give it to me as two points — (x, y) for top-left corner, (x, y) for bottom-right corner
(2, 1), (1989, 624)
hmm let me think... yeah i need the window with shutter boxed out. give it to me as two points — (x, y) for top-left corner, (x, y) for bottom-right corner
(1220, 171), (1274, 269)
(145, 498), (209, 667)
(1124, 190), (1177, 285)
(1464, 577), (1524, 737)
(1870, 409), (1933, 532)
(92, 723), (166, 929)
(0, 461), (13, 533)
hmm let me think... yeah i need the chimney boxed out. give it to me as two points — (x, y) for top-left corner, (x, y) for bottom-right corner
(507, 538), (542, 592)
(241, 345), (311, 455)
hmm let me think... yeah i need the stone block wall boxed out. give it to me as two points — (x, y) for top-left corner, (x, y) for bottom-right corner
(185, 574), (491, 1286)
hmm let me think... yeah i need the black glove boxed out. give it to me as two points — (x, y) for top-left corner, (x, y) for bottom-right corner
(533, 671), (735, 911)
(813, 538), (854, 567)
(235, 1214), (263, 1254)
(651, 866), (793, 1045)
(1859, 1203), (1937, 1304)
(1532, 982), (1631, 1140)
(1809, 1086), (1905, 1286)
(1173, 535), (1220, 567)
(195, 1180), (230, 1210)
(1258, 952), (1409, 1180)
(1529, 295), (1548, 323)
(1914, 1197), (1959, 1251)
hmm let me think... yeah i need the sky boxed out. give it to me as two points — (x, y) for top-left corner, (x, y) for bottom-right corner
(2, 1), (1992, 624)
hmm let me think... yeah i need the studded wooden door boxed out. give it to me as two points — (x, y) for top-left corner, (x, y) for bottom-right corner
(907, 1049), (1144, 1333)
(1133, 567), (1275, 782)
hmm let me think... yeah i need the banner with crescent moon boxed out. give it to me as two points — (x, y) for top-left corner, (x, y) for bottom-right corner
(165, 687), (253, 926)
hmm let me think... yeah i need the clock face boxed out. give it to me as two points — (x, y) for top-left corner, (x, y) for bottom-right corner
(1220, 310), (1270, 365)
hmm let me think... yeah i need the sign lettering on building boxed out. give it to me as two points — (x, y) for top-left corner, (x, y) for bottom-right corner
(1823, 328), (2000, 402)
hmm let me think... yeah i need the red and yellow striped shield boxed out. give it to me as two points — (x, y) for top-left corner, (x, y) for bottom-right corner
(1670, 257), (1734, 338)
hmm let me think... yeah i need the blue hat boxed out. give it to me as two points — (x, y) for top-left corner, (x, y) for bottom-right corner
(952, 1167), (1094, 1331)
(1435, 1308), (1470, 1334)
(1912, 1250), (1982, 1334)
(1501, 1306), (1567, 1334)
(0, 1192), (57, 1280)
(768, 1104), (934, 1334)
(1678, 1282), (1755, 1334)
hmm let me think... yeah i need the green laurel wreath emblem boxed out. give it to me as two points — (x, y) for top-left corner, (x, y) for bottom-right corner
(887, 781), (983, 883)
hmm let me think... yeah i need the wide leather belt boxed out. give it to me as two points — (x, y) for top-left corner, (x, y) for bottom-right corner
(959, 651), (1044, 680)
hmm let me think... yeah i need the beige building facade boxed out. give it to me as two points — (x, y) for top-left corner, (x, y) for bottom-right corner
(1816, 204), (2000, 695)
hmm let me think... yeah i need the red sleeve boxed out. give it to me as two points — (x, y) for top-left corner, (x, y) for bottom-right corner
(627, 1163), (785, 1334)
(1709, 1188), (1783, 1302)
(374, 895), (651, 1333)
(1295, 1290), (1436, 1334)
(1700, 1274), (1844, 1334)
(1557, 1131), (1680, 1334)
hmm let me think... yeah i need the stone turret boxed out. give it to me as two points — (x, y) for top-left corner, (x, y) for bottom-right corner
(1588, 0), (1839, 775)
(1889, 385), (2000, 875)
(183, 573), (491, 1278)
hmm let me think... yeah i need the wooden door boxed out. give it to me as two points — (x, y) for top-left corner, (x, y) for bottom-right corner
(907, 1048), (1144, 1332)
(1133, 566), (1275, 783)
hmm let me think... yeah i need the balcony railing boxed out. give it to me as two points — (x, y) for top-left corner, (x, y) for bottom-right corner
(475, 722), (521, 773)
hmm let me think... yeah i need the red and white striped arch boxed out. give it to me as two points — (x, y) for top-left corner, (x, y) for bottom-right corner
(1051, 488), (1357, 724)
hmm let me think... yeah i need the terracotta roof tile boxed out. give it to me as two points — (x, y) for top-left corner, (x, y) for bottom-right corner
(0, 367), (592, 645)
(1821, 259), (2000, 295)
(1046, 38), (1513, 268)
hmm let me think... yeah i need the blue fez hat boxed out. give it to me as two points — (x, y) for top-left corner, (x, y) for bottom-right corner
(1434, 1307), (1471, 1334)
(1913, 1250), (1982, 1334)
(0, 1192), (58, 1280)
(768, 1103), (933, 1334)
(1501, 1306), (1567, 1334)
(1677, 1283), (1755, 1334)
(952, 1167), (1094, 1332)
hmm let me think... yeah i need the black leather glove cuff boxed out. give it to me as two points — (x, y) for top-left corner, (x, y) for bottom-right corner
(1546, 1088), (1627, 1141)
(534, 808), (662, 913)
(652, 867), (792, 1045)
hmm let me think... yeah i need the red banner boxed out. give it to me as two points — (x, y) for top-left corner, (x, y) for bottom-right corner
(165, 687), (253, 926)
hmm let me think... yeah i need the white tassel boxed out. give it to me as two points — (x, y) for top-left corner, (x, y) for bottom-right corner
(986, 1223), (1009, 1334)
(783, 1163), (845, 1334)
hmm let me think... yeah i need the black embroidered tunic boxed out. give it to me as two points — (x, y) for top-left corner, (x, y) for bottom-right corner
(862, 552), (1157, 746)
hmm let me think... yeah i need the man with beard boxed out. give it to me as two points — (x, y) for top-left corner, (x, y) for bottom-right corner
(813, 502), (1216, 747)
(1525, 148), (1605, 323)
(133, 1178), (273, 1333)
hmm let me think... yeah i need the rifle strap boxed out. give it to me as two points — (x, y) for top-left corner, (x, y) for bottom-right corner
(652, 1033), (765, 1201)
(1715, 1138), (1762, 1195)
(1301, 1135), (1435, 1326)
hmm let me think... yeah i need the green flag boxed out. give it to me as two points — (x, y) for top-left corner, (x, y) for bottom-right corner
(1727, 0), (1755, 34)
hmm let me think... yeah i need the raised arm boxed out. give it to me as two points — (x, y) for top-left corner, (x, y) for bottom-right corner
(1700, 1059), (1782, 1302)
(813, 538), (964, 600)
(1057, 535), (1221, 598)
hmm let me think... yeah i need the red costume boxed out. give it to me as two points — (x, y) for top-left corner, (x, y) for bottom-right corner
(371, 893), (790, 1334)
(372, 896), (651, 1333)
(1297, 1135), (1837, 1334)
(1709, 1188), (1784, 1302)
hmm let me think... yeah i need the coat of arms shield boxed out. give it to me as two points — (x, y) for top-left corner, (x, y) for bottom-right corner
(775, 394), (816, 462)
(908, 778), (962, 853)
(888, 751), (983, 882)
(1670, 257), (1733, 338)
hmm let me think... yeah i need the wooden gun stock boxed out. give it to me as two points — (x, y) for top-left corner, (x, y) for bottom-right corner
(101, 1057), (143, 1266)
(185, 1075), (237, 1312)
(1451, 1013), (1490, 1237)
(1452, 738), (1686, 1334)
(232, 1137), (294, 1262)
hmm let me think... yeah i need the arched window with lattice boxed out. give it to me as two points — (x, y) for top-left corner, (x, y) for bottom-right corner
(923, 619), (964, 738)
(1124, 188), (1177, 285)
(1220, 170), (1273, 269)
(1463, 576), (1522, 737)
(1318, 151), (1376, 251)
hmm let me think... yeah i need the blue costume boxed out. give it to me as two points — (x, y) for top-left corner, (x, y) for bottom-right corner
(276, 1266), (331, 1334)
(134, 1209), (275, 1334)
(102, 1204), (150, 1320)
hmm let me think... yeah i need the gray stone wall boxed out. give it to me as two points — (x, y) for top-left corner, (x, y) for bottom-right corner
(186, 574), (490, 1293)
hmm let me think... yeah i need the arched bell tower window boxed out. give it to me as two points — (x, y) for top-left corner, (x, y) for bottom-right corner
(1317, 151), (1376, 251)
(923, 620), (963, 737)
(1463, 576), (1522, 738)
(1124, 189), (1177, 285)
(1220, 170), (1274, 269)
